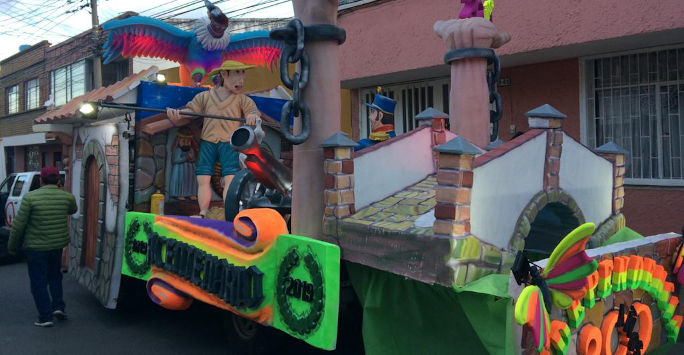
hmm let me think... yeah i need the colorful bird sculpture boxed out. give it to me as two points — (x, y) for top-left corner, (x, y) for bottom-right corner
(514, 223), (599, 354)
(102, 1), (283, 86)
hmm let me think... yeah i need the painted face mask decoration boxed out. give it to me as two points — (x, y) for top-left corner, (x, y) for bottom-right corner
(369, 108), (383, 131)
(221, 69), (246, 94)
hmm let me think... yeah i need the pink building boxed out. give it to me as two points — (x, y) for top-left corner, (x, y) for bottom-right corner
(337, 0), (684, 236)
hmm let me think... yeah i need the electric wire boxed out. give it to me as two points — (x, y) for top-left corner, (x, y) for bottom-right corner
(0, 0), (79, 38)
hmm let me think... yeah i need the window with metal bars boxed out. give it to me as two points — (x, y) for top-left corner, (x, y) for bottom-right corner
(584, 47), (684, 185)
(359, 78), (449, 138)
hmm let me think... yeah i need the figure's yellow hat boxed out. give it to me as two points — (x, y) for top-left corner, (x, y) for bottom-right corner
(209, 60), (255, 77)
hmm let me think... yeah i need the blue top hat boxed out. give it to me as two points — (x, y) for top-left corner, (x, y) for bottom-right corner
(365, 94), (396, 115)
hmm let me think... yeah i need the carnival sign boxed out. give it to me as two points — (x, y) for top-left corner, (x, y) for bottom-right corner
(123, 209), (340, 350)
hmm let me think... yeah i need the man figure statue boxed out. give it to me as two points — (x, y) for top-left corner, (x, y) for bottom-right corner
(169, 127), (199, 201)
(356, 92), (397, 151)
(167, 60), (259, 218)
(8, 166), (77, 327)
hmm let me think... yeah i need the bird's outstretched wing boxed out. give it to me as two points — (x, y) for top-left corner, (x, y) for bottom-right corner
(222, 30), (284, 70)
(515, 285), (551, 353)
(541, 223), (599, 310)
(102, 16), (194, 64)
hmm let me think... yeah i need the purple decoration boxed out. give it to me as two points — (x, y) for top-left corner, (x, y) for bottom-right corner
(678, 265), (684, 286)
(459, 0), (484, 19)
(236, 216), (258, 242)
(164, 215), (255, 248)
(146, 278), (191, 305)
(167, 215), (234, 239)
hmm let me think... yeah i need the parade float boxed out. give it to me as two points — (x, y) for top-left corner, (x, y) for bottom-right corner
(31, 0), (682, 354)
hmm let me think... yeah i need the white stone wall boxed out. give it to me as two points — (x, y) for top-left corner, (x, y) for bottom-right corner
(559, 134), (613, 228)
(470, 133), (547, 249)
(353, 127), (434, 209)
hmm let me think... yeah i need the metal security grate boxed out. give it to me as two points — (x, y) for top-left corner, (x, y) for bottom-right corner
(585, 48), (684, 183)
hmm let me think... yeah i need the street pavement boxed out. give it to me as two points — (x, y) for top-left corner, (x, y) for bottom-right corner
(0, 260), (345, 355)
(3, 259), (681, 355)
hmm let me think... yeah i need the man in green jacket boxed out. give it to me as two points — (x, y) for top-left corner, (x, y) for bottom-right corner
(8, 166), (77, 327)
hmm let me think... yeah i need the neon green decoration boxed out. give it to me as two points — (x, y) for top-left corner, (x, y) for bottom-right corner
(582, 286), (596, 309)
(566, 300), (585, 329)
(484, 0), (495, 21)
(122, 211), (341, 351)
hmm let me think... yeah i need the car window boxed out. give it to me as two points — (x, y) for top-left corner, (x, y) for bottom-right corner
(0, 175), (16, 194)
(29, 175), (41, 191)
(11, 175), (27, 197)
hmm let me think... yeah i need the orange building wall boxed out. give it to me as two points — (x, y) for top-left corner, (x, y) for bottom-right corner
(498, 58), (581, 141)
(623, 187), (684, 236)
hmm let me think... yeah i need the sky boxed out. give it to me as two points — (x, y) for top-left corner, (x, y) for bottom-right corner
(0, 0), (294, 61)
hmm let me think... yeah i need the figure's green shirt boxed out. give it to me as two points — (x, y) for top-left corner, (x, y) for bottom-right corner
(8, 186), (77, 253)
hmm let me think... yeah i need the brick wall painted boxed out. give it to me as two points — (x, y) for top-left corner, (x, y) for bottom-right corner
(0, 42), (48, 118)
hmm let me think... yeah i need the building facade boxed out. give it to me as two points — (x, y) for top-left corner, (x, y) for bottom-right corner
(337, 0), (684, 236)
(0, 15), (133, 182)
(0, 41), (57, 181)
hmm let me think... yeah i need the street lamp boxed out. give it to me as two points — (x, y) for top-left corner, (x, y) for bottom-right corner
(79, 102), (97, 117)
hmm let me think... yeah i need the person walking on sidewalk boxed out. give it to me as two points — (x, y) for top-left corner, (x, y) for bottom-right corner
(8, 166), (77, 327)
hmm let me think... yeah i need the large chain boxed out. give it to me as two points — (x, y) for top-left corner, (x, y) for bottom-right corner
(271, 19), (346, 145)
(487, 54), (502, 142)
(273, 19), (311, 145)
(443, 47), (502, 142)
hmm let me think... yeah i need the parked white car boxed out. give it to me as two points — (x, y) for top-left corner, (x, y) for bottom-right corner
(0, 171), (66, 261)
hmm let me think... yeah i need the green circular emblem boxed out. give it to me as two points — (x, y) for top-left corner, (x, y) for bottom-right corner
(124, 218), (151, 276)
(276, 247), (324, 335)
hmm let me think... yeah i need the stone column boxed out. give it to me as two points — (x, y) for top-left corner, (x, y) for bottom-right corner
(106, 133), (120, 204)
(416, 108), (449, 170)
(434, 17), (510, 148)
(525, 104), (566, 193)
(433, 136), (479, 237)
(595, 142), (628, 214)
(291, 0), (342, 237)
(433, 136), (501, 285)
(321, 133), (357, 220)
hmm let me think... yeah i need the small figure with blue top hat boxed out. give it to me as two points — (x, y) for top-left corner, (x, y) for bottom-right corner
(356, 88), (397, 151)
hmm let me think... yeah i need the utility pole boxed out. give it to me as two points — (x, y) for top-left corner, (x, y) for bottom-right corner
(91, 0), (102, 88)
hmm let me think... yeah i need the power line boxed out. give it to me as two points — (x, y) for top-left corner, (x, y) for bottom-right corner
(0, 0), (69, 28)
(0, 1), (78, 38)
(138, 0), (185, 15)
(229, 0), (289, 18)
(229, 16), (290, 33)
(158, 0), (283, 21)
(11, 2), (84, 39)
(41, 9), (80, 35)
(3, 2), (88, 43)
(158, 0), (279, 21)
(149, 0), (207, 19)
